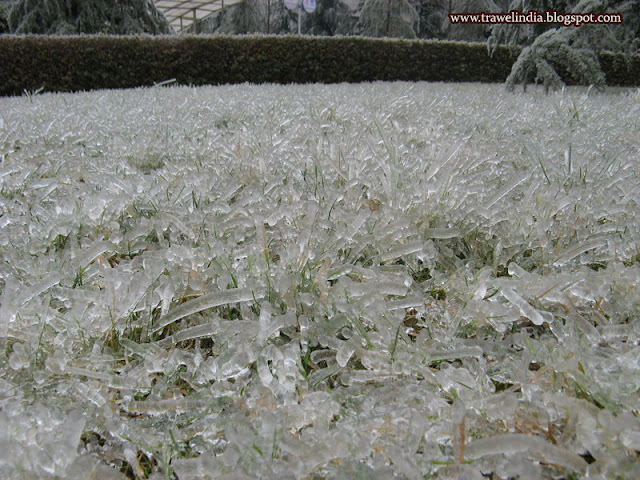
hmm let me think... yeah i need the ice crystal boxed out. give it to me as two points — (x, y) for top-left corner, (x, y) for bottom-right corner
(0, 82), (639, 479)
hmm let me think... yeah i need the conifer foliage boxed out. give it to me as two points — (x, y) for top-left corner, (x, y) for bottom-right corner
(303, 0), (355, 36)
(0, 9), (10, 33)
(357, 0), (419, 39)
(490, 0), (638, 91)
(0, 0), (15, 33)
(8, 0), (172, 34)
(505, 28), (605, 92)
(217, 0), (290, 34)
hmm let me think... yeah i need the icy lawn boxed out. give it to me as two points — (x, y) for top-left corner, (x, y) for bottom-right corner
(0, 81), (639, 479)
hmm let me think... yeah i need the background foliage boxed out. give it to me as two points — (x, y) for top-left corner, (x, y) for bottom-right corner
(0, 1), (638, 91)
(6, 0), (171, 34)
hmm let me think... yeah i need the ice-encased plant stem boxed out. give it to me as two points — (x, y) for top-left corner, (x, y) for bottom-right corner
(151, 287), (262, 333)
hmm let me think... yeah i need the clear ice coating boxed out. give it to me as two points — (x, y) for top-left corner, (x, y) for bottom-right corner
(0, 82), (639, 479)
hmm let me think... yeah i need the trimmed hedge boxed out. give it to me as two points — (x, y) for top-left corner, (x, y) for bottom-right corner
(0, 35), (518, 96)
(0, 34), (637, 97)
(598, 50), (640, 88)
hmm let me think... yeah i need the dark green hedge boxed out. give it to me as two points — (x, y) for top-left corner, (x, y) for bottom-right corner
(0, 34), (637, 97)
(0, 35), (519, 96)
(598, 50), (640, 88)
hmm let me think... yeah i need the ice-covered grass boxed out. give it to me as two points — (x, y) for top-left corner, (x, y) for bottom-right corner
(0, 82), (639, 479)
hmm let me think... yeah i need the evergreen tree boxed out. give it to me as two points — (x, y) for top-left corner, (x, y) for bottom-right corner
(488, 0), (570, 49)
(446, 0), (500, 41)
(8, 0), (173, 34)
(1, 8), (10, 33)
(356, 0), (420, 38)
(591, 0), (640, 53)
(505, 27), (605, 92)
(0, 0), (16, 33)
(490, 0), (639, 91)
(413, 0), (449, 39)
(413, 0), (499, 40)
(304, 0), (356, 36)
(216, 0), (291, 34)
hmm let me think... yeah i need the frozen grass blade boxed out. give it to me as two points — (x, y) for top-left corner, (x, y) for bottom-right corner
(162, 212), (195, 240)
(154, 321), (221, 346)
(381, 240), (423, 262)
(466, 433), (587, 473)
(347, 281), (409, 298)
(502, 288), (546, 326)
(553, 237), (607, 266)
(152, 287), (261, 333)
(423, 227), (461, 239)
(428, 346), (483, 362)
(65, 366), (148, 390)
(485, 173), (529, 209)
(126, 398), (211, 415)
(12, 273), (61, 308)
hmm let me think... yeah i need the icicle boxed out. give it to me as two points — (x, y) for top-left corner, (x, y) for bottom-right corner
(387, 296), (424, 310)
(162, 212), (195, 240)
(553, 237), (607, 266)
(502, 288), (546, 326)
(125, 397), (211, 415)
(424, 143), (462, 182)
(308, 364), (341, 386)
(73, 381), (107, 408)
(75, 241), (111, 270)
(310, 349), (337, 366)
(10, 273), (61, 309)
(485, 174), (529, 209)
(64, 366), (148, 390)
(348, 281), (408, 298)
(381, 240), (423, 262)
(58, 410), (86, 465)
(428, 346), (483, 362)
(0, 274), (60, 335)
(340, 370), (395, 385)
(507, 262), (528, 278)
(336, 340), (356, 367)
(257, 312), (285, 344)
(423, 227), (460, 239)
(466, 433), (587, 472)
(257, 352), (274, 386)
(152, 287), (262, 333)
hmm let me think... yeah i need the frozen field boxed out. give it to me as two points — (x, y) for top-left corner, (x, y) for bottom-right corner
(0, 82), (639, 479)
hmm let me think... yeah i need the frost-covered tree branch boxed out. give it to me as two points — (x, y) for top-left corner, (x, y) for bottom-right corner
(357, 0), (420, 38)
(8, 0), (172, 35)
(490, 0), (638, 91)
